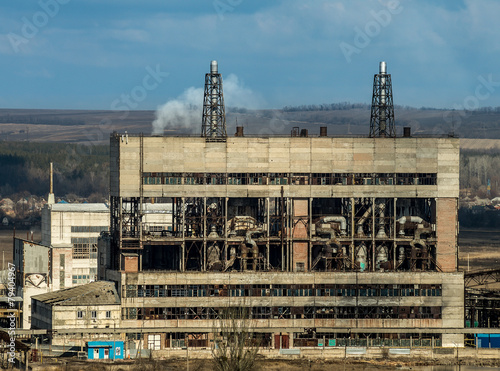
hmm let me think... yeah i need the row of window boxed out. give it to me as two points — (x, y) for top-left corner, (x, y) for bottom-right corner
(122, 306), (441, 320)
(71, 226), (109, 233)
(143, 172), (437, 186)
(77, 309), (112, 319)
(72, 243), (97, 259)
(124, 283), (442, 298)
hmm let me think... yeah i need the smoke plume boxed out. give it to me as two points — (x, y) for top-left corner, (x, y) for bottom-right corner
(152, 74), (260, 134)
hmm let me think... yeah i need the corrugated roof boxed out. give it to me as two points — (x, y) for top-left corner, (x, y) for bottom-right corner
(32, 281), (120, 306)
(50, 203), (109, 213)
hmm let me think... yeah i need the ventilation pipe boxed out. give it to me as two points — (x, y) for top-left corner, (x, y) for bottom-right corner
(224, 246), (237, 271)
(48, 162), (55, 205)
(376, 203), (387, 238)
(397, 245), (405, 269)
(356, 206), (372, 236)
(245, 229), (261, 270)
(396, 216), (424, 236)
(316, 216), (347, 237)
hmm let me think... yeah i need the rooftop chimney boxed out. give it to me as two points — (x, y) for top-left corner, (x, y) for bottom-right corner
(369, 61), (396, 138)
(48, 162), (55, 205)
(201, 60), (227, 140)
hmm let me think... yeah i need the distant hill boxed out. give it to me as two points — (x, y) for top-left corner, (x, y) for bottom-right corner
(0, 105), (499, 143)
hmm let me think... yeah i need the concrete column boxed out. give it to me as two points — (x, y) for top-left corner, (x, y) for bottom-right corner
(393, 197), (397, 270)
(266, 197), (270, 270)
(371, 197), (375, 271)
(181, 197), (186, 272)
(203, 198), (207, 272)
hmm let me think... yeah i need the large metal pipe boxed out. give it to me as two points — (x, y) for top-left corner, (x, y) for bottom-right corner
(210, 60), (218, 137)
(356, 206), (372, 236)
(379, 61), (387, 135)
(379, 61), (387, 74)
(50, 162), (53, 194)
(397, 245), (405, 269)
(246, 229), (261, 270)
(396, 216), (424, 236)
(376, 203), (387, 238)
(317, 216), (347, 236)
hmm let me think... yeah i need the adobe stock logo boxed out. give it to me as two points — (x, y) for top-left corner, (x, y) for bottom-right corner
(213, 0), (244, 21)
(8, 0), (71, 53)
(443, 74), (500, 129)
(340, 0), (403, 63)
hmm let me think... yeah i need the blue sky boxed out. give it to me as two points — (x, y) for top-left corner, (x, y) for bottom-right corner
(0, 0), (499, 110)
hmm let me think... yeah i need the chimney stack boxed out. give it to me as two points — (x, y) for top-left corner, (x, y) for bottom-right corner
(48, 162), (55, 205)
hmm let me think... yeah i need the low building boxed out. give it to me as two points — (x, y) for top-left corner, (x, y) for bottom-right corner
(87, 341), (124, 360)
(31, 281), (121, 345)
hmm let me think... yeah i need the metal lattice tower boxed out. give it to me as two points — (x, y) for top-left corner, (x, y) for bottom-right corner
(369, 61), (396, 138)
(201, 60), (227, 140)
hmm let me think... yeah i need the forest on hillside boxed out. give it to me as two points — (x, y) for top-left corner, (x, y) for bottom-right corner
(460, 149), (500, 198)
(0, 142), (497, 201)
(0, 142), (108, 200)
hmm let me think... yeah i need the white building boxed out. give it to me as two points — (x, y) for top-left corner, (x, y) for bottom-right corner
(41, 202), (110, 289)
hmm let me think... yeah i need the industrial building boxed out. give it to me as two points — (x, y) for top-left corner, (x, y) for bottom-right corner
(13, 238), (50, 329)
(31, 281), (121, 346)
(99, 61), (463, 350)
(14, 166), (172, 331)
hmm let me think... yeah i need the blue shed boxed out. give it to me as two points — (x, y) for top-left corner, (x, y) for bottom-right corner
(87, 341), (124, 360)
(475, 334), (500, 348)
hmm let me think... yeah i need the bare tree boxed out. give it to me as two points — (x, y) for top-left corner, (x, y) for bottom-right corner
(211, 307), (260, 371)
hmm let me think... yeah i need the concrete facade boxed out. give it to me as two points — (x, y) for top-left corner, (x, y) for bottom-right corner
(102, 133), (463, 348)
(13, 239), (50, 329)
(41, 203), (110, 289)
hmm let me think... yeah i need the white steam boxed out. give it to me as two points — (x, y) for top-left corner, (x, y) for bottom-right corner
(152, 87), (203, 134)
(152, 73), (260, 134)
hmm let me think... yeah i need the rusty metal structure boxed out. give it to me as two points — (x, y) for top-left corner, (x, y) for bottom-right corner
(464, 269), (500, 329)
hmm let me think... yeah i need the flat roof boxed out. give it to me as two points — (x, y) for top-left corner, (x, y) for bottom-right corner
(49, 203), (109, 213)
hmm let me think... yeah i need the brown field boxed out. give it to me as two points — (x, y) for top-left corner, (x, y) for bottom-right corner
(458, 228), (500, 272)
(3, 108), (500, 144)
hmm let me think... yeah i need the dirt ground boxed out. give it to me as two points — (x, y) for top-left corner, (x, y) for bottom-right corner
(28, 356), (500, 371)
(458, 228), (500, 272)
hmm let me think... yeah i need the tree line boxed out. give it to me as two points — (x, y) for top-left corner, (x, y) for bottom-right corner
(0, 142), (108, 200)
(460, 149), (500, 199)
(0, 142), (498, 202)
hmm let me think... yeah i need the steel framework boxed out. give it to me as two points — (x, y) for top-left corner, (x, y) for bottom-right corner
(369, 63), (396, 138)
(201, 61), (227, 140)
